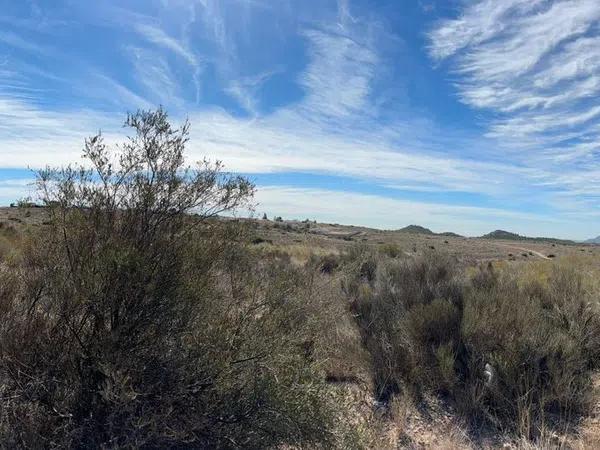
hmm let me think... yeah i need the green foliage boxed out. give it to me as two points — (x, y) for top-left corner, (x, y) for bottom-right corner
(346, 251), (463, 400)
(378, 242), (402, 258)
(0, 109), (339, 448)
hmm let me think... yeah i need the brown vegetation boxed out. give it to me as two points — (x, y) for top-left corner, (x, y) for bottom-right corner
(343, 248), (600, 444)
(0, 110), (347, 448)
(0, 110), (598, 449)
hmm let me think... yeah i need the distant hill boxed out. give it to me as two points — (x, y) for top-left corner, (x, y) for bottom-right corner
(482, 230), (522, 240)
(398, 225), (463, 238)
(584, 236), (600, 244)
(398, 225), (434, 235)
(481, 229), (574, 245)
(438, 231), (463, 238)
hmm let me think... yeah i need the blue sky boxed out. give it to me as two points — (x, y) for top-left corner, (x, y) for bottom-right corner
(0, 0), (599, 239)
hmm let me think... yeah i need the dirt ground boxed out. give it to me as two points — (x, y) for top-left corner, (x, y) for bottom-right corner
(250, 218), (599, 266)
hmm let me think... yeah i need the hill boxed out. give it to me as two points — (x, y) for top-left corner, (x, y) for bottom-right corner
(398, 224), (434, 234)
(398, 225), (462, 237)
(585, 235), (600, 244)
(482, 230), (522, 240)
(438, 231), (463, 238)
(481, 229), (574, 245)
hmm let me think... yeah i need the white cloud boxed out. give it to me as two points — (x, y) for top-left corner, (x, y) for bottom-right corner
(134, 23), (199, 69)
(428, 0), (543, 60)
(186, 108), (535, 197)
(0, 91), (540, 201)
(126, 47), (183, 108)
(299, 28), (377, 119)
(224, 69), (279, 115)
(88, 74), (155, 111)
(133, 23), (202, 103)
(428, 0), (600, 228)
(0, 96), (117, 168)
(0, 30), (49, 55)
(429, 0), (600, 149)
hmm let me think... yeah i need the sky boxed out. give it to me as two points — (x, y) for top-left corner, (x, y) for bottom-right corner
(0, 0), (599, 239)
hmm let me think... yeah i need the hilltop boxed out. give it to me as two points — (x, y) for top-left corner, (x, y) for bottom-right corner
(481, 230), (521, 240)
(397, 224), (434, 234)
(481, 229), (575, 245)
(585, 235), (600, 244)
(398, 224), (462, 237)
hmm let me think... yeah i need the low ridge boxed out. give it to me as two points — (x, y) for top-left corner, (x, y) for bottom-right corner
(481, 229), (574, 245)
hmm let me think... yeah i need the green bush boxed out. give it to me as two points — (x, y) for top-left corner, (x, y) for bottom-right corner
(346, 251), (463, 400)
(0, 109), (340, 448)
(378, 242), (402, 258)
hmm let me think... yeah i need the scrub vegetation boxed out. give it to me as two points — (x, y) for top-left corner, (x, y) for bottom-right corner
(0, 110), (598, 449)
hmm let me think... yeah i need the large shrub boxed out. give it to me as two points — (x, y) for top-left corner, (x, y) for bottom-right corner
(0, 109), (337, 448)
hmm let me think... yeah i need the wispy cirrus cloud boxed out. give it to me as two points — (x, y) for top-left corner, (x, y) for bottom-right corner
(0, 92), (529, 199)
(429, 0), (600, 146)
(0, 30), (48, 55)
(188, 108), (535, 197)
(126, 46), (183, 108)
(428, 0), (600, 222)
(134, 23), (199, 69)
(224, 69), (280, 115)
(133, 22), (202, 103)
(87, 73), (154, 111)
(299, 28), (378, 119)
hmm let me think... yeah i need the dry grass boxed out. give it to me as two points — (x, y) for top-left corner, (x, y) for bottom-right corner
(0, 222), (21, 262)
(0, 206), (598, 448)
(342, 245), (600, 444)
(6, 206), (599, 266)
